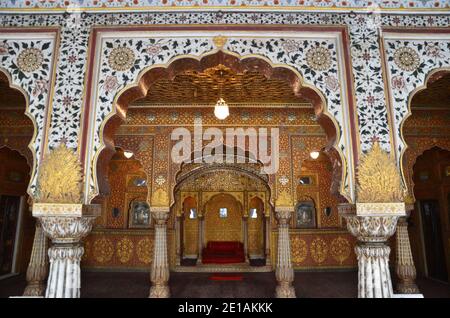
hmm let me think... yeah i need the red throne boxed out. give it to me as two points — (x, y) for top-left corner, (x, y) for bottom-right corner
(202, 241), (245, 264)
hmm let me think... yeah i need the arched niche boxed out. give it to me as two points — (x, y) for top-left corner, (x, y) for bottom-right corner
(93, 50), (346, 204)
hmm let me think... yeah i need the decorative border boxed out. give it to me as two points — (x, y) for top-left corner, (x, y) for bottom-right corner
(0, 28), (59, 195)
(0, 1), (449, 12)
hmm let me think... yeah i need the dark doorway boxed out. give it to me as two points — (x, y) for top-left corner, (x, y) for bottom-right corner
(420, 200), (448, 282)
(0, 195), (21, 276)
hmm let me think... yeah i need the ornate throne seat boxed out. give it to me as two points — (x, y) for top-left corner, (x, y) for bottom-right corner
(202, 241), (245, 264)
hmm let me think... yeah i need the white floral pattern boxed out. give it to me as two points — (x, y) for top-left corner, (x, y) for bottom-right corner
(0, 11), (448, 202)
(385, 37), (450, 164)
(0, 36), (56, 193)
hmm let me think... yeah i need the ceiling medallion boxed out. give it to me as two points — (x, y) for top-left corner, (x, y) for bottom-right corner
(306, 47), (332, 71)
(108, 47), (135, 72)
(17, 48), (44, 73)
(394, 47), (420, 72)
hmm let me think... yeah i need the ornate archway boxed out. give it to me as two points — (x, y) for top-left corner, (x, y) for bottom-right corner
(172, 150), (273, 268)
(84, 31), (356, 204)
(86, 38), (352, 298)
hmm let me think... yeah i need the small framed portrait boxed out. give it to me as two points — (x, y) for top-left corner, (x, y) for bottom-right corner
(128, 200), (151, 228)
(297, 174), (317, 187)
(295, 200), (316, 229)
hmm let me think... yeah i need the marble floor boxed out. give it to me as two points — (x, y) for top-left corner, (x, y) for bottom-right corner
(1, 271), (449, 298)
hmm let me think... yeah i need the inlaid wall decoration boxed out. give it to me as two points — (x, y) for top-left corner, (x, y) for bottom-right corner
(83, 231), (156, 268)
(86, 29), (357, 202)
(0, 11), (448, 204)
(0, 30), (58, 194)
(383, 32), (450, 170)
(288, 231), (356, 269)
(1, 1), (448, 10)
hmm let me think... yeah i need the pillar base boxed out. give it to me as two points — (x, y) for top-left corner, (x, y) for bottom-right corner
(396, 280), (420, 294)
(23, 282), (46, 297)
(275, 282), (296, 298)
(149, 284), (170, 298)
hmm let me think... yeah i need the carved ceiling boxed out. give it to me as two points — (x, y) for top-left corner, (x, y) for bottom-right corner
(0, 72), (26, 110)
(411, 72), (450, 109)
(131, 65), (310, 107)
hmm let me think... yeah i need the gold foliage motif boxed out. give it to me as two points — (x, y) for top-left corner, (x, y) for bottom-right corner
(213, 36), (227, 49)
(36, 143), (83, 204)
(275, 190), (293, 207)
(356, 142), (404, 203)
(151, 188), (169, 207)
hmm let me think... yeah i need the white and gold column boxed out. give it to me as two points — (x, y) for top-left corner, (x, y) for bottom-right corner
(395, 212), (420, 294)
(339, 203), (404, 298)
(33, 204), (100, 298)
(149, 207), (170, 298)
(274, 206), (295, 298)
(23, 220), (48, 296)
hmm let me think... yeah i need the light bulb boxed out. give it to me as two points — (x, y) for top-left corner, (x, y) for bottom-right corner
(310, 151), (320, 160)
(123, 150), (134, 159)
(214, 98), (229, 120)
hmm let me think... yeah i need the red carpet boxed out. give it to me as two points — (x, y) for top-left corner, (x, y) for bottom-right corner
(209, 274), (244, 281)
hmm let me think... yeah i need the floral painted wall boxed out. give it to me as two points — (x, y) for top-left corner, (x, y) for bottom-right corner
(0, 10), (448, 202)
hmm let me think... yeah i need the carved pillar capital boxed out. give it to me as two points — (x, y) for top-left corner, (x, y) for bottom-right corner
(275, 206), (294, 226)
(150, 206), (170, 225)
(344, 215), (399, 243)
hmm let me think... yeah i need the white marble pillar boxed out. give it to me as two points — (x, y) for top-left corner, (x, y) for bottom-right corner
(149, 207), (170, 298)
(274, 207), (296, 298)
(33, 203), (100, 298)
(395, 215), (420, 294)
(340, 203), (403, 298)
(23, 221), (48, 296)
(45, 244), (84, 298)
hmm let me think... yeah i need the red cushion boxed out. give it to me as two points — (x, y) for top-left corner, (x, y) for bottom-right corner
(202, 241), (245, 264)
